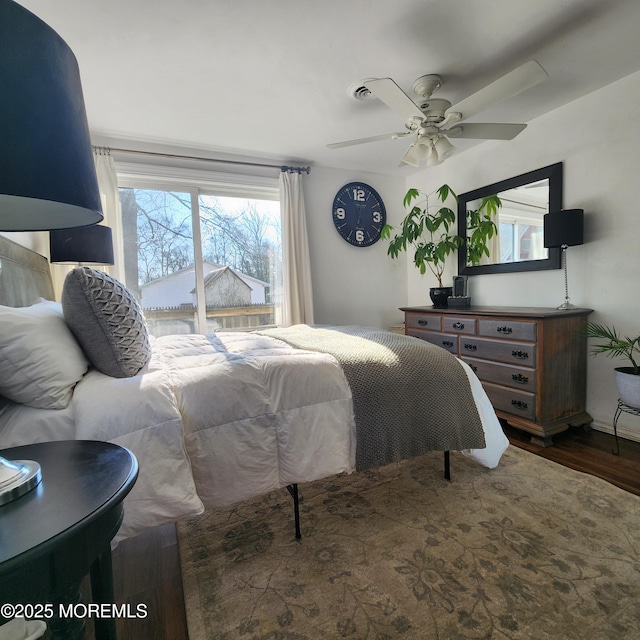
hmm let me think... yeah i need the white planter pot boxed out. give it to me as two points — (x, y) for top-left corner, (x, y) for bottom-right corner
(614, 367), (640, 408)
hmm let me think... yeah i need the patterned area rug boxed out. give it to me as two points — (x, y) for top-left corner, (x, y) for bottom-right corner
(177, 446), (640, 639)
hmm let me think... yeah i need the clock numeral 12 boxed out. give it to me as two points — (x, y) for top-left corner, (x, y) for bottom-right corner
(353, 189), (365, 202)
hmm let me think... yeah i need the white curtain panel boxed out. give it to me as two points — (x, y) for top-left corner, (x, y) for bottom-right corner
(93, 149), (125, 282)
(279, 170), (314, 326)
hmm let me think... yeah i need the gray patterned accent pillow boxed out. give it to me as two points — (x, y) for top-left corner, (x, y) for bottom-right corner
(62, 266), (151, 378)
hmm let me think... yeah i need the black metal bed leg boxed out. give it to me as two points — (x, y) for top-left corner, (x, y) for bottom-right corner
(286, 484), (302, 539)
(444, 451), (451, 481)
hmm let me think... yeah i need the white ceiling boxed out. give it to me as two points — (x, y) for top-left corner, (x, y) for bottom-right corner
(17, 0), (640, 176)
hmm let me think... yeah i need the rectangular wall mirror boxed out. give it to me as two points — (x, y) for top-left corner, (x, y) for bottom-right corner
(457, 163), (563, 275)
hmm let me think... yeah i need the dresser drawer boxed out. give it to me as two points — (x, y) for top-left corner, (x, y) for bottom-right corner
(442, 316), (476, 335)
(407, 329), (458, 355)
(482, 382), (536, 420)
(478, 319), (537, 342)
(462, 357), (536, 392)
(406, 313), (442, 332)
(460, 337), (536, 366)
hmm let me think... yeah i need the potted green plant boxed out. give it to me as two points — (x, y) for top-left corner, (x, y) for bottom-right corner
(465, 195), (502, 266)
(586, 322), (640, 408)
(382, 184), (499, 308)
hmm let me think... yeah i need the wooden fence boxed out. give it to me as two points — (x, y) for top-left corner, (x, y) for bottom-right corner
(143, 304), (276, 336)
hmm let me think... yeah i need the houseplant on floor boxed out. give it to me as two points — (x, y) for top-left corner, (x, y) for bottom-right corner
(586, 322), (640, 408)
(382, 184), (499, 308)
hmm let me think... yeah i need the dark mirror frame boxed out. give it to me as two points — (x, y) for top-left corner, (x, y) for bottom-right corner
(457, 162), (563, 276)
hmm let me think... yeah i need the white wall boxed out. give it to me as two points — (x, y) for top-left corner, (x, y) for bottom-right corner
(0, 231), (48, 256)
(303, 165), (407, 329)
(406, 70), (640, 441)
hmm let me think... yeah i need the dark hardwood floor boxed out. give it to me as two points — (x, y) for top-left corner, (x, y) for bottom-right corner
(96, 426), (639, 640)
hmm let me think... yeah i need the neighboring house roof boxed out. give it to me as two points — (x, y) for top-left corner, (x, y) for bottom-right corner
(193, 266), (269, 294)
(140, 261), (267, 292)
(195, 266), (248, 293)
(139, 261), (220, 290)
(139, 261), (269, 309)
(238, 272), (270, 289)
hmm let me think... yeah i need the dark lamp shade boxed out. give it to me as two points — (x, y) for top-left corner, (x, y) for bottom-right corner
(0, 0), (103, 231)
(543, 209), (584, 248)
(50, 225), (114, 265)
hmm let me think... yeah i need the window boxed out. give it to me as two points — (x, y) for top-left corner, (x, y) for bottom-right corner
(118, 177), (281, 337)
(498, 218), (545, 263)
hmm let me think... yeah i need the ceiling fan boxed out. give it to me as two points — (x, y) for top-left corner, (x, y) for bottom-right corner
(328, 60), (548, 168)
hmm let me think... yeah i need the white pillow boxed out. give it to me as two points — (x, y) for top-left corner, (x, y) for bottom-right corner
(0, 300), (89, 409)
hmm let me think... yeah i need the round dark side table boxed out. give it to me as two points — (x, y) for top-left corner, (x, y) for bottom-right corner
(0, 440), (138, 640)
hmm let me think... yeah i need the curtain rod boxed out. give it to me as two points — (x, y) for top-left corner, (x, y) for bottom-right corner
(93, 146), (310, 174)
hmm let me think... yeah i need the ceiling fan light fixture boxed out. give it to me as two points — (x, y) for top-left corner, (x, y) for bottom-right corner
(402, 143), (423, 167)
(434, 135), (455, 160)
(426, 146), (442, 166)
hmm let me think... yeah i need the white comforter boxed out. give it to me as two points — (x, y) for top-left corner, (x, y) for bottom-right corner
(0, 331), (507, 543)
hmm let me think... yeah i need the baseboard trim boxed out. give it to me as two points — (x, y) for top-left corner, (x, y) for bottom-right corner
(590, 418), (640, 443)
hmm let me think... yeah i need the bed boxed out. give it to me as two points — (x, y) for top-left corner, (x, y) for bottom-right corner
(0, 236), (508, 543)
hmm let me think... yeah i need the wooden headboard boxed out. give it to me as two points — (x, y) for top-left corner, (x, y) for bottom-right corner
(0, 235), (54, 307)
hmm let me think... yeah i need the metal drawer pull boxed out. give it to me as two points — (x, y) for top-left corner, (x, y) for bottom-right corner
(463, 343), (477, 351)
(442, 340), (453, 347)
(469, 364), (478, 373)
(512, 350), (529, 359)
(512, 373), (529, 384)
(511, 399), (528, 410)
(497, 326), (513, 334)
(418, 319), (429, 326)
(452, 321), (465, 330)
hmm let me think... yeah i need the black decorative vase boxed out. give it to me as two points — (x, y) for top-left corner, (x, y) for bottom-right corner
(430, 287), (452, 309)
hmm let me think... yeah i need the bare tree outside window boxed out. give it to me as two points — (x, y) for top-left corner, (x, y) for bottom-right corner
(119, 187), (281, 336)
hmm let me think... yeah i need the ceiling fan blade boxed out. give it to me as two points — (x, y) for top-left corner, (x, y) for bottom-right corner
(327, 131), (412, 149)
(363, 78), (425, 121)
(445, 123), (527, 140)
(446, 60), (548, 121)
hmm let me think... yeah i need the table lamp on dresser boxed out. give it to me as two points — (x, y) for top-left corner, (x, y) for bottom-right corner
(543, 208), (584, 310)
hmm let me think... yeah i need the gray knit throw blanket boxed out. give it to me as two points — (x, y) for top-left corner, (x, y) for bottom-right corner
(258, 325), (486, 471)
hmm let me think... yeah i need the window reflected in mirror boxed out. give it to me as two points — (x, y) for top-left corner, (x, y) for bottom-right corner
(466, 179), (549, 266)
(458, 164), (562, 276)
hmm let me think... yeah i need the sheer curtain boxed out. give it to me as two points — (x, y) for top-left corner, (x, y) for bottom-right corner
(279, 169), (314, 326)
(93, 148), (125, 281)
(49, 148), (125, 298)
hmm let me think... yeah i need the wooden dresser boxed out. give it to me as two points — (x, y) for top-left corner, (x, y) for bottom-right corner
(401, 306), (593, 446)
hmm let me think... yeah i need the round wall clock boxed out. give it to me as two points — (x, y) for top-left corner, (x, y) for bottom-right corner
(332, 182), (386, 247)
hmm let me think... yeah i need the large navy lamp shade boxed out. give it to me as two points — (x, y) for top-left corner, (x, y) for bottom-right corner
(0, 0), (103, 230)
